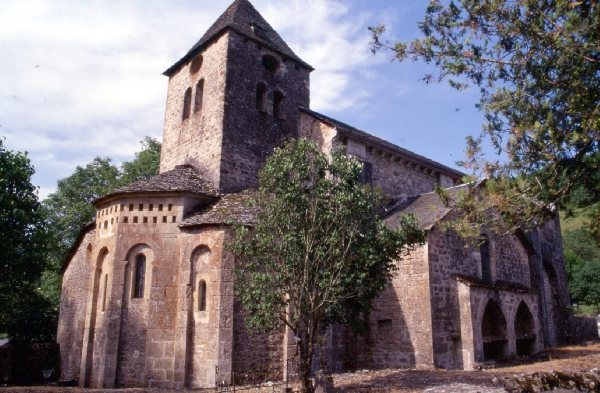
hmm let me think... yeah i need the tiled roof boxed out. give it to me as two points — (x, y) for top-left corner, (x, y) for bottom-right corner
(300, 108), (465, 179)
(180, 192), (257, 227)
(385, 183), (473, 230)
(94, 165), (216, 205)
(164, 0), (312, 76)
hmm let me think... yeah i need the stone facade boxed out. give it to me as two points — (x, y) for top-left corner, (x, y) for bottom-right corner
(57, 0), (572, 388)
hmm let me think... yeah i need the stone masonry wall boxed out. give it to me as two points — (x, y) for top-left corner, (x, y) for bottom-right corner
(298, 113), (455, 198)
(352, 244), (434, 370)
(57, 230), (95, 381)
(219, 31), (311, 193)
(426, 221), (532, 369)
(159, 33), (229, 188)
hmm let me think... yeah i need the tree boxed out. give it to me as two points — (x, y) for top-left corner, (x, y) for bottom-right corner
(0, 137), (50, 340)
(570, 260), (600, 313)
(370, 0), (600, 236)
(232, 139), (424, 393)
(41, 138), (161, 317)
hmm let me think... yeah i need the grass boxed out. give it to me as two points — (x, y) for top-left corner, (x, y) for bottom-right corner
(560, 207), (591, 233)
(573, 304), (599, 316)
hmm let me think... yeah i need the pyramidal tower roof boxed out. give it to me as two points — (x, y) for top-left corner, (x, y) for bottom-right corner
(164, 0), (313, 76)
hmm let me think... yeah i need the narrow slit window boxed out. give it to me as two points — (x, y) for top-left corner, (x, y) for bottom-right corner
(102, 274), (108, 311)
(194, 79), (204, 114)
(480, 234), (491, 282)
(182, 87), (192, 120)
(133, 254), (146, 299)
(273, 90), (284, 119)
(256, 83), (267, 113)
(198, 280), (207, 311)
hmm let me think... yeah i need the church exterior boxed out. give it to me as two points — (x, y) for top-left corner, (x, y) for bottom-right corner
(57, 0), (572, 388)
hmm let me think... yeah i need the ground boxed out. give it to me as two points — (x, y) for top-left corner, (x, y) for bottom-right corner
(0, 341), (598, 393)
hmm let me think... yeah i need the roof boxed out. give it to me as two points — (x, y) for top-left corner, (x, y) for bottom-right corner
(164, 0), (312, 76)
(94, 165), (217, 205)
(180, 192), (257, 228)
(300, 108), (465, 179)
(385, 183), (473, 230)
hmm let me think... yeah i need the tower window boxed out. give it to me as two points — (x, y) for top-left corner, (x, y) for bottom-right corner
(198, 280), (207, 311)
(261, 54), (279, 74)
(256, 83), (268, 113)
(133, 254), (146, 299)
(273, 90), (285, 119)
(182, 87), (192, 120)
(194, 79), (204, 114)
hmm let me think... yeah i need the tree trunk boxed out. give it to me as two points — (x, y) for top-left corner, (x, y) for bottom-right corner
(297, 327), (314, 393)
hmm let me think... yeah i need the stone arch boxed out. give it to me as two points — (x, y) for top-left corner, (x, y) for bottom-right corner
(82, 247), (110, 387)
(481, 298), (508, 361)
(514, 301), (536, 355)
(185, 245), (212, 388)
(182, 87), (192, 120)
(124, 244), (155, 300)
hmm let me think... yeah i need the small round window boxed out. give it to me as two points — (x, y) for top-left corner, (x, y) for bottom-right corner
(261, 54), (279, 74)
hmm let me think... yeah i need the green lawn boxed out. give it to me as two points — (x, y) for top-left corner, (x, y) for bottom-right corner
(560, 208), (590, 233)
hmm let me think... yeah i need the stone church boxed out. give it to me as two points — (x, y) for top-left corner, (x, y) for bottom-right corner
(57, 0), (572, 388)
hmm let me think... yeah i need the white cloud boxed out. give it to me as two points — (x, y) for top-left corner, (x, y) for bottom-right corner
(0, 0), (385, 197)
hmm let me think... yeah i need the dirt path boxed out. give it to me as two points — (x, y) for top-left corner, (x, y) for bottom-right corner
(0, 342), (598, 393)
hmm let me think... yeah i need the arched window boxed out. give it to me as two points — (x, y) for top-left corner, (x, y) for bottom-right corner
(273, 90), (284, 119)
(182, 87), (192, 120)
(133, 254), (146, 298)
(256, 83), (267, 113)
(198, 280), (207, 311)
(261, 54), (279, 73)
(480, 234), (491, 282)
(194, 79), (204, 114)
(190, 55), (203, 75)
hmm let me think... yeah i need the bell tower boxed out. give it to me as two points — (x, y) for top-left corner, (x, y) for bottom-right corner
(159, 0), (313, 193)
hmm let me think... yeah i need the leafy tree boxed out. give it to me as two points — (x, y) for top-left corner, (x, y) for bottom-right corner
(0, 137), (50, 340)
(370, 0), (600, 236)
(232, 139), (424, 393)
(41, 138), (161, 319)
(570, 260), (600, 313)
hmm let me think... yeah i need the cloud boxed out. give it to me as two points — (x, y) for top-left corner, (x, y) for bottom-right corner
(0, 0), (385, 196)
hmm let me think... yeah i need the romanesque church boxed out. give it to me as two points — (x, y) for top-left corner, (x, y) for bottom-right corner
(57, 0), (572, 388)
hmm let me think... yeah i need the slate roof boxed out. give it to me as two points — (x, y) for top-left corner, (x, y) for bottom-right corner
(94, 165), (217, 205)
(300, 108), (465, 179)
(385, 183), (473, 230)
(164, 0), (312, 76)
(180, 192), (257, 227)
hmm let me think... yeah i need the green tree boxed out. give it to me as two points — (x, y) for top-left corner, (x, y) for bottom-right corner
(371, 0), (600, 236)
(41, 138), (161, 316)
(0, 137), (51, 340)
(570, 260), (600, 313)
(232, 139), (424, 393)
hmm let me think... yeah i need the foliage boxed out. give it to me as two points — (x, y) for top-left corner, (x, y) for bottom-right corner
(370, 0), (600, 237)
(39, 137), (161, 337)
(232, 139), (424, 392)
(570, 260), (600, 313)
(0, 137), (50, 340)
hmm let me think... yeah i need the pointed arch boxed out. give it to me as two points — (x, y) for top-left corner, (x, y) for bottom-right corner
(514, 301), (536, 355)
(481, 298), (507, 361)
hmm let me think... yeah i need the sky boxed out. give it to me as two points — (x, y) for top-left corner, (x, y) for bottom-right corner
(0, 0), (486, 200)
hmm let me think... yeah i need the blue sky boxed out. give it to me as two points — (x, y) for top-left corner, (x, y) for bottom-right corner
(0, 0), (485, 199)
